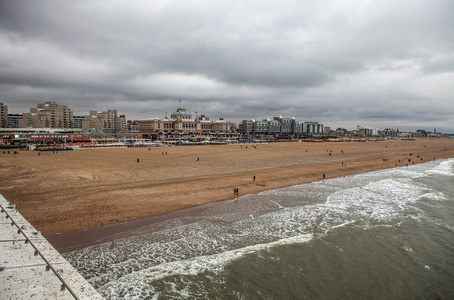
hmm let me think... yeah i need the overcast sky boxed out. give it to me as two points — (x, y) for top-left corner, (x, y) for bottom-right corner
(1, 0), (453, 132)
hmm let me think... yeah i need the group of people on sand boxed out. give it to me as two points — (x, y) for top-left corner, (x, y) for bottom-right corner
(3, 150), (18, 154)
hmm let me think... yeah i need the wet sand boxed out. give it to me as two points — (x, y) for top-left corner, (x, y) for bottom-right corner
(1, 139), (454, 241)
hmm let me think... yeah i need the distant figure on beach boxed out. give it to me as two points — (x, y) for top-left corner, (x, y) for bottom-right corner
(253, 176), (256, 181)
(342, 162), (344, 166)
(323, 173), (326, 179)
(196, 157), (199, 161)
(137, 158), (140, 163)
(38, 152), (40, 156)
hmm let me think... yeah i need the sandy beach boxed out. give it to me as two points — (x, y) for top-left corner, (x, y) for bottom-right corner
(1, 139), (454, 236)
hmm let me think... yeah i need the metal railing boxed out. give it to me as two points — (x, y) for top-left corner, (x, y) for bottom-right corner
(1, 204), (80, 300)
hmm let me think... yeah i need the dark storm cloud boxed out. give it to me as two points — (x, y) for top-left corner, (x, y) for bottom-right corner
(0, 0), (453, 132)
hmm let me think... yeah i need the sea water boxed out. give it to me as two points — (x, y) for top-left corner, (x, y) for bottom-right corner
(64, 159), (454, 299)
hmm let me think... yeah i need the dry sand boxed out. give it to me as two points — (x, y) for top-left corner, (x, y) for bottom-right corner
(1, 139), (454, 236)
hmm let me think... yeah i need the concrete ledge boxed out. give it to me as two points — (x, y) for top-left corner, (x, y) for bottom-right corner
(0, 194), (104, 299)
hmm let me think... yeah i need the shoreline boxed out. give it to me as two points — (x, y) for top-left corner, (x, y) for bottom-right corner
(1, 139), (454, 239)
(46, 197), (228, 253)
(47, 156), (453, 253)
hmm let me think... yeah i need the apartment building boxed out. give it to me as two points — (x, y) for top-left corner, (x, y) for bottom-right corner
(239, 116), (307, 136)
(0, 103), (7, 128)
(7, 114), (22, 128)
(19, 102), (73, 128)
(82, 110), (126, 132)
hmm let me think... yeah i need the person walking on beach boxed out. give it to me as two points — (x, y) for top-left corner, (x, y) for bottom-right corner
(137, 158), (140, 163)
(253, 176), (256, 181)
(323, 173), (326, 180)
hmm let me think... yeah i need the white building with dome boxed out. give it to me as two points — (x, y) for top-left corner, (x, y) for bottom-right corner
(170, 105), (192, 120)
(137, 104), (232, 135)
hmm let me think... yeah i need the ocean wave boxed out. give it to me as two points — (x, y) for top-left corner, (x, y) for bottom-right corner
(421, 192), (447, 201)
(425, 158), (454, 176)
(99, 234), (313, 298)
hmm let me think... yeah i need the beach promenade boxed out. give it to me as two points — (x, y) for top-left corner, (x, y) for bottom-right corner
(0, 195), (103, 299)
(1, 139), (454, 236)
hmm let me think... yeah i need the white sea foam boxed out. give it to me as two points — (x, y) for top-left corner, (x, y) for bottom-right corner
(100, 234), (313, 297)
(331, 220), (359, 230)
(421, 192), (447, 201)
(425, 158), (454, 176)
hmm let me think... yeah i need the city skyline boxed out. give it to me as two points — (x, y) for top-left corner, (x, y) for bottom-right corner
(2, 100), (449, 135)
(1, 1), (453, 133)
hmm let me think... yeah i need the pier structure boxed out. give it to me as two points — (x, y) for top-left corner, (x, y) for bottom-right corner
(0, 195), (103, 299)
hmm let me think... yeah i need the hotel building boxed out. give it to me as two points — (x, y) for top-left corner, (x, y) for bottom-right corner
(137, 105), (231, 134)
